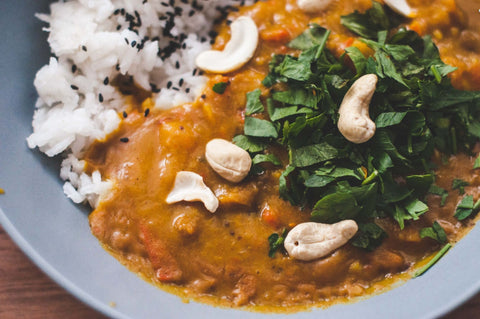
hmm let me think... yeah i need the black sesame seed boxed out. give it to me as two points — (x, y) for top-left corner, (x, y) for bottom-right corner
(99, 93), (104, 103)
(120, 137), (129, 143)
(114, 9), (120, 15)
(81, 45), (87, 51)
(71, 64), (77, 73)
(116, 64), (120, 71)
(131, 40), (137, 47)
(144, 108), (150, 117)
(103, 77), (109, 85)
(116, 25), (122, 31)
(172, 87), (180, 91)
(71, 85), (79, 90)
(161, 2), (168, 6)
(201, 94), (206, 99)
(167, 81), (172, 89)
(123, 111), (128, 118)
(125, 38), (129, 45)
(175, 61), (180, 69)
(179, 78), (184, 87)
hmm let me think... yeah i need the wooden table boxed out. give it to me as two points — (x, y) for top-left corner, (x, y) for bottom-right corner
(0, 225), (479, 319)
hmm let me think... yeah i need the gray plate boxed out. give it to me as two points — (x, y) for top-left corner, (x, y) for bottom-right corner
(0, 1), (479, 318)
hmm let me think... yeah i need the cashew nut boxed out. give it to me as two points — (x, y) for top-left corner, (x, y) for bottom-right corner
(205, 139), (252, 183)
(337, 74), (378, 144)
(284, 220), (358, 261)
(166, 171), (219, 213)
(384, 0), (415, 18)
(195, 16), (258, 74)
(297, 0), (333, 13)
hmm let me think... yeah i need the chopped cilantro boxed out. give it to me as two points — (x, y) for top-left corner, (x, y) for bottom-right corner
(420, 221), (447, 244)
(235, 1), (480, 254)
(340, 2), (391, 40)
(452, 178), (469, 195)
(454, 195), (480, 221)
(351, 223), (387, 251)
(428, 184), (448, 206)
(212, 81), (229, 94)
(413, 243), (452, 278)
(474, 154), (480, 169)
(245, 89), (264, 115)
(268, 229), (287, 258)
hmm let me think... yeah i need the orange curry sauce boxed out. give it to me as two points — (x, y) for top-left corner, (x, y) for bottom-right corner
(85, 0), (480, 311)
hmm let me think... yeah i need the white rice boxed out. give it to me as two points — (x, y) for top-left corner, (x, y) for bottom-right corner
(27, 0), (254, 206)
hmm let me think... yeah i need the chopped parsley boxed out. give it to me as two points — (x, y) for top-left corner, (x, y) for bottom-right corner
(428, 184), (449, 207)
(241, 2), (480, 253)
(268, 229), (287, 258)
(454, 195), (480, 221)
(212, 81), (229, 94)
(413, 243), (452, 277)
(452, 178), (469, 195)
(474, 154), (480, 169)
(420, 221), (447, 244)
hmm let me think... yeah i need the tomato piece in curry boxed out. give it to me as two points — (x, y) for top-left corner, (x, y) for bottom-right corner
(84, 0), (480, 311)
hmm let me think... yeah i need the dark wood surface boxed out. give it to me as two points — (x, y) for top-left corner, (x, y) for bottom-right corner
(0, 225), (479, 319)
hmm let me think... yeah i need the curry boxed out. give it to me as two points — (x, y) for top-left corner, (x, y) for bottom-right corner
(85, 0), (480, 311)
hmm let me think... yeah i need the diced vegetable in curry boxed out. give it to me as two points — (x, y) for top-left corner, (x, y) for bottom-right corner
(85, 0), (480, 311)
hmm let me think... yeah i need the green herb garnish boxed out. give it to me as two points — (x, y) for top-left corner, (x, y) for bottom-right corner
(268, 229), (287, 258)
(413, 243), (451, 278)
(454, 195), (480, 221)
(351, 222), (387, 251)
(452, 178), (469, 195)
(212, 81), (229, 94)
(474, 154), (480, 169)
(235, 2), (480, 253)
(428, 184), (449, 206)
(420, 221), (447, 244)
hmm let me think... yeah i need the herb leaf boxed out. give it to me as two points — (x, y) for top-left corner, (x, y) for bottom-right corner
(212, 82), (228, 94)
(428, 184), (449, 206)
(268, 229), (287, 258)
(340, 1), (390, 39)
(351, 223), (387, 251)
(244, 117), (278, 138)
(420, 221), (447, 244)
(454, 195), (480, 221)
(452, 178), (469, 195)
(245, 89), (264, 115)
(413, 243), (452, 277)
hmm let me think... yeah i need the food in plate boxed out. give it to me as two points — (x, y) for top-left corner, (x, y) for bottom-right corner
(27, 0), (480, 312)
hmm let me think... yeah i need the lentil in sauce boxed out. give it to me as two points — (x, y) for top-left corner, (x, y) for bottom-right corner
(85, 0), (480, 311)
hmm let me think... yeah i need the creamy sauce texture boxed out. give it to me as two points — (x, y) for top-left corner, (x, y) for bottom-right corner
(85, 0), (480, 311)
